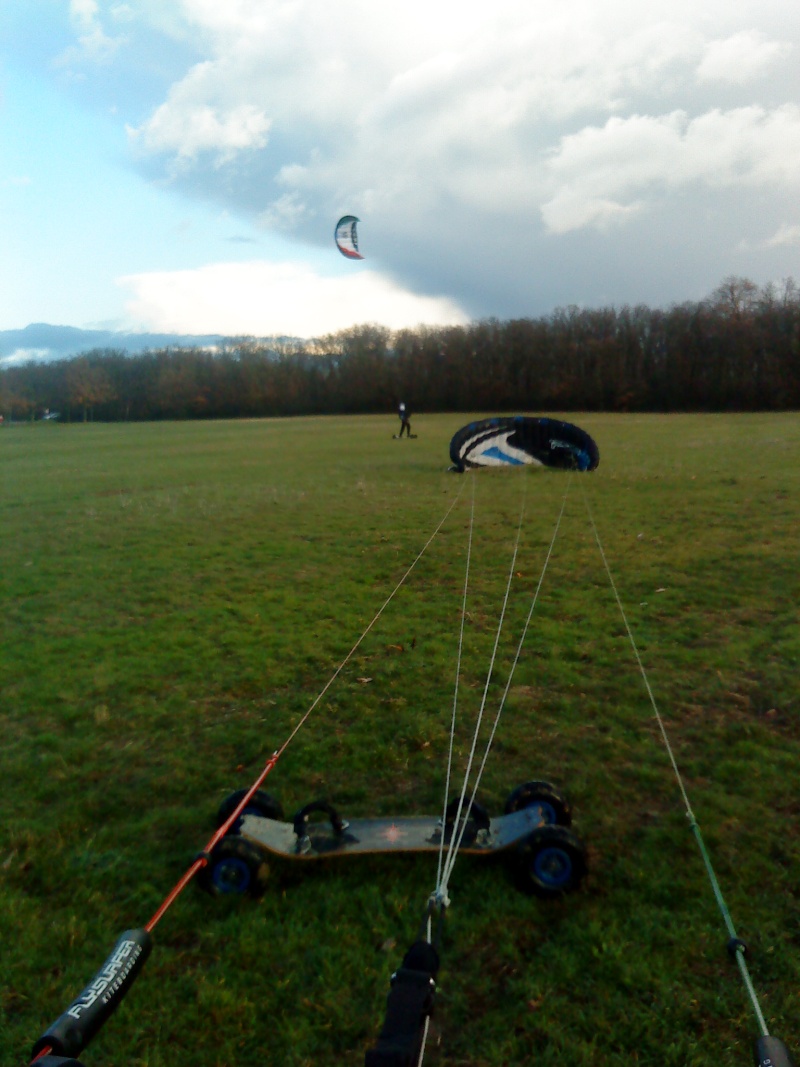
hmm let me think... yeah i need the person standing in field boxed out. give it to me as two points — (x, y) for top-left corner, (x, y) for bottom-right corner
(396, 401), (412, 438)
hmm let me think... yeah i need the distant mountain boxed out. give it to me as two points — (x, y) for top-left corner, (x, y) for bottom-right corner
(0, 323), (301, 364)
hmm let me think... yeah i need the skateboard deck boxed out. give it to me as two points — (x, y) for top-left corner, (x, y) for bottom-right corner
(240, 804), (548, 860)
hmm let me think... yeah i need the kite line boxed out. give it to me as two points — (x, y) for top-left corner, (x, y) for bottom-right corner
(578, 480), (793, 1067)
(436, 470), (571, 902)
(367, 469), (574, 1067)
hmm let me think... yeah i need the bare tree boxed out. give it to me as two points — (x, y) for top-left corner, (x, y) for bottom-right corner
(66, 357), (116, 421)
(709, 276), (759, 319)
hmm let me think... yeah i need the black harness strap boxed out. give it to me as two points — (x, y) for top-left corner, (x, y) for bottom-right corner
(364, 941), (440, 1067)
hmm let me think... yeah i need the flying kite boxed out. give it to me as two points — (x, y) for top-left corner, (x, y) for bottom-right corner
(449, 416), (599, 473)
(334, 215), (363, 259)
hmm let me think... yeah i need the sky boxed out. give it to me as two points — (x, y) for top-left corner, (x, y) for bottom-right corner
(1, 0), (799, 342)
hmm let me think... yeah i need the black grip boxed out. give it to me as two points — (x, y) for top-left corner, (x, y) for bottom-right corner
(754, 1036), (796, 1067)
(31, 928), (152, 1060)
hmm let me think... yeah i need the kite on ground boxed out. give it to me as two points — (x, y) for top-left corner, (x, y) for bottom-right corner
(449, 416), (599, 473)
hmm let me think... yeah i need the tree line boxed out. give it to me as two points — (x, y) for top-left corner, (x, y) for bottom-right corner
(2, 276), (798, 423)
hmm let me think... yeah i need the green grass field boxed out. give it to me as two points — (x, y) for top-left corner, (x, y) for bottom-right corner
(1, 412), (799, 1067)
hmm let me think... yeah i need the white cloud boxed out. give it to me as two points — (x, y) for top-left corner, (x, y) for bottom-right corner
(130, 61), (271, 163)
(697, 30), (792, 84)
(258, 191), (312, 231)
(543, 105), (800, 233)
(134, 101), (270, 163)
(57, 0), (122, 65)
(125, 4), (800, 223)
(119, 260), (469, 336)
(127, 4), (705, 176)
(1, 348), (53, 366)
(766, 223), (800, 247)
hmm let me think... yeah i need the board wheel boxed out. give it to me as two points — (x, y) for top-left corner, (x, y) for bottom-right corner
(216, 789), (284, 831)
(511, 824), (587, 898)
(198, 836), (271, 897)
(503, 780), (571, 826)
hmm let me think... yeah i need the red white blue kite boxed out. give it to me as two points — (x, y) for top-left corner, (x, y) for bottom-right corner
(334, 215), (363, 260)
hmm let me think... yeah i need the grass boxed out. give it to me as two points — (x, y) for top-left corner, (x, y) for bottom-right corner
(1, 411), (799, 1067)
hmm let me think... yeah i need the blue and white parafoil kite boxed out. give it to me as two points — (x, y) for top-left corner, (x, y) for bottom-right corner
(449, 416), (599, 473)
(334, 215), (363, 260)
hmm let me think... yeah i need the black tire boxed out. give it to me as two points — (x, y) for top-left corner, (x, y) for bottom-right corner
(198, 836), (271, 897)
(216, 789), (284, 832)
(511, 824), (587, 898)
(503, 780), (572, 827)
